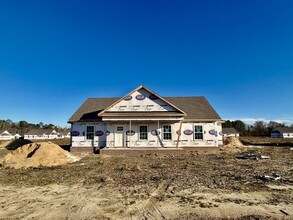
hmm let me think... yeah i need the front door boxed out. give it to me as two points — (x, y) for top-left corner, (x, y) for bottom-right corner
(115, 126), (124, 147)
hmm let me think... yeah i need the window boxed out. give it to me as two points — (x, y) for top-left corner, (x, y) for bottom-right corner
(139, 125), (148, 140)
(86, 126), (94, 140)
(163, 125), (172, 140)
(117, 126), (123, 131)
(194, 125), (203, 140)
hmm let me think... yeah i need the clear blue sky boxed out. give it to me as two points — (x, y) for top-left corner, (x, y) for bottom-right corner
(0, 0), (292, 126)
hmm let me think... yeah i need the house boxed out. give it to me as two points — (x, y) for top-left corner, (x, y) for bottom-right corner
(271, 127), (293, 138)
(222, 127), (239, 138)
(59, 131), (71, 138)
(10, 132), (22, 139)
(0, 130), (13, 140)
(24, 129), (60, 140)
(68, 85), (223, 149)
(0, 130), (22, 140)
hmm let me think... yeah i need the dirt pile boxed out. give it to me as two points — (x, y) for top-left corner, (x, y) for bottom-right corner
(0, 140), (11, 148)
(220, 137), (244, 152)
(1, 142), (80, 169)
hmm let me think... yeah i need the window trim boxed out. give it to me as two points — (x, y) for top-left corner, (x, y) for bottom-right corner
(139, 124), (148, 141)
(162, 124), (172, 140)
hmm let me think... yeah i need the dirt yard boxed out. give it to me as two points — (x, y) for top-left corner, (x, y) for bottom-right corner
(0, 144), (292, 219)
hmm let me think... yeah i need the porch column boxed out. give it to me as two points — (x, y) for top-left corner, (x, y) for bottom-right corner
(129, 120), (131, 148)
(157, 120), (159, 147)
(176, 121), (183, 148)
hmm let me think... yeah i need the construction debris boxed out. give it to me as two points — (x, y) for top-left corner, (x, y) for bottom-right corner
(1, 142), (80, 169)
(237, 153), (270, 160)
(237, 153), (258, 160)
(259, 155), (270, 159)
(280, 209), (289, 216)
(257, 174), (281, 181)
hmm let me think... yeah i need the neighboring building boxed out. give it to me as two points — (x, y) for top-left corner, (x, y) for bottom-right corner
(271, 127), (293, 138)
(0, 130), (22, 140)
(59, 131), (71, 138)
(10, 132), (22, 139)
(24, 129), (61, 140)
(68, 85), (223, 148)
(222, 127), (239, 138)
(0, 130), (13, 140)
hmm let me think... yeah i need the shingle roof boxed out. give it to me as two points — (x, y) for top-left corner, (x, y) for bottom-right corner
(165, 97), (221, 120)
(25, 129), (56, 136)
(68, 96), (221, 123)
(222, 127), (239, 134)
(272, 127), (293, 133)
(68, 98), (119, 123)
(59, 131), (70, 136)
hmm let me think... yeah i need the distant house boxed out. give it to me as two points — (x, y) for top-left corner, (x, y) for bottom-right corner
(11, 132), (22, 139)
(59, 131), (70, 138)
(0, 130), (21, 140)
(0, 130), (13, 140)
(271, 127), (293, 138)
(24, 129), (61, 140)
(222, 127), (239, 138)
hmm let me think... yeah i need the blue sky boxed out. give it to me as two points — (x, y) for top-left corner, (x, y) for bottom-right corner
(0, 0), (292, 126)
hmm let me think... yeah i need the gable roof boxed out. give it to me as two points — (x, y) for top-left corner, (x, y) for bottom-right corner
(272, 127), (293, 133)
(98, 85), (187, 117)
(0, 130), (12, 136)
(222, 127), (239, 134)
(59, 131), (70, 136)
(68, 96), (221, 123)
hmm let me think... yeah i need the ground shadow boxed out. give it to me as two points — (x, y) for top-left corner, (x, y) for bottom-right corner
(6, 139), (33, 150)
(60, 144), (71, 152)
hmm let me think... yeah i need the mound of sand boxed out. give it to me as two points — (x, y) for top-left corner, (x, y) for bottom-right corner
(0, 140), (11, 148)
(220, 137), (244, 153)
(1, 142), (80, 169)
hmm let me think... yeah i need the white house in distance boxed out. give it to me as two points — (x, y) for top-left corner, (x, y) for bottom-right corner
(222, 127), (239, 138)
(68, 85), (223, 149)
(271, 127), (293, 138)
(59, 131), (71, 138)
(0, 130), (21, 140)
(24, 129), (68, 140)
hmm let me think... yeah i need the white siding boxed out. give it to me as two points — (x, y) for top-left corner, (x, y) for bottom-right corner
(71, 121), (222, 147)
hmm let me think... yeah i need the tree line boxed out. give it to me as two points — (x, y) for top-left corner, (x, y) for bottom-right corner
(1, 118), (292, 137)
(223, 120), (293, 137)
(0, 119), (69, 135)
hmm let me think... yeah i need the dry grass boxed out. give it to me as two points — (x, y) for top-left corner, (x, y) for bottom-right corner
(0, 146), (292, 191)
(240, 137), (293, 145)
